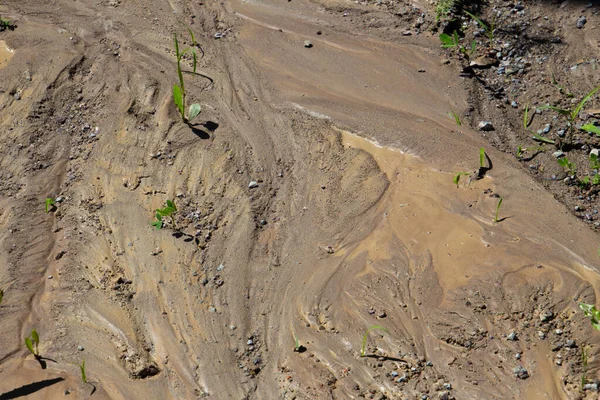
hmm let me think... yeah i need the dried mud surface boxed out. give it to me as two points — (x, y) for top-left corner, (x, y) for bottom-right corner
(1, 0), (600, 399)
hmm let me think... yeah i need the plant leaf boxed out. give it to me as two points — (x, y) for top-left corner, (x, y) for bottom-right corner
(80, 359), (87, 383)
(25, 337), (35, 355)
(582, 124), (600, 135)
(479, 148), (485, 168)
(580, 303), (600, 330)
(361, 325), (390, 357)
(166, 200), (177, 211)
(532, 134), (555, 144)
(574, 87), (600, 121)
(539, 105), (570, 116)
(439, 33), (454, 45)
(188, 103), (202, 121)
(31, 329), (39, 345)
(173, 85), (184, 117)
(45, 198), (55, 213)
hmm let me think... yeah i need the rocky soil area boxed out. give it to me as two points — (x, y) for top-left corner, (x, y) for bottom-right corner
(1, 0), (600, 399)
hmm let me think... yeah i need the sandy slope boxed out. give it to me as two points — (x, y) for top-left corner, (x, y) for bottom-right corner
(1, 0), (600, 399)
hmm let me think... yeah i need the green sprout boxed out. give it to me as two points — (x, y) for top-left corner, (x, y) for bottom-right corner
(151, 200), (178, 230)
(558, 157), (576, 177)
(439, 31), (459, 49)
(173, 29), (202, 123)
(25, 329), (40, 358)
(80, 359), (87, 383)
(580, 154), (600, 186)
(464, 10), (494, 48)
(439, 31), (476, 57)
(479, 147), (485, 169)
(0, 17), (13, 31)
(540, 86), (599, 143)
(45, 198), (56, 213)
(580, 303), (600, 330)
(493, 196), (503, 223)
(360, 325), (389, 357)
(448, 109), (461, 126)
(0, 288), (3, 304)
(523, 103), (532, 129)
(453, 171), (470, 188)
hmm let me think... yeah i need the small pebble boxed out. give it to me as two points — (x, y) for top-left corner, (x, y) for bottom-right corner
(513, 366), (529, 379)
(77, 345), (84, 351)
(577, 16), (587, 29)
(304, 40), (313, 48)
(478, 121), (495, 131)
(248, 181), (258, 189)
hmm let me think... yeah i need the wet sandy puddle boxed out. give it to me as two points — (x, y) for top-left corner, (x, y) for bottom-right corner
(0, 40), (14, 69)
(338, 128), (548, 292)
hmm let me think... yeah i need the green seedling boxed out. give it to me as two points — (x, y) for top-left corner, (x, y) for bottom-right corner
(435, 0), (458, 21)
(453, 172), (470, 188)
(532, 134), (555, 144)
(464, 10), (494, 48)
(493, 196), (503, 223)
(523, 103), (532, 129)
(479, 147), (485, 169)
(0, 288), (3, 304)
(439, 31), (476, 57)
(360, 325), (389, 357)
(0, 17), (13, 31)
(448, 109), (461, 126)
(45, 198), (56, 213)
(558, 157), (576, 176)
(579, 303), (600, 330)
(580, 154), (600, 186)
(173, 29), (202, 123)
(80, 359), (87, 383)
(582, 124), (600, 135)
(439, 31), (459, 49)
(151, 200), (178, 230)
(25, 329), (40, 358)
(540, 87), (600, 143)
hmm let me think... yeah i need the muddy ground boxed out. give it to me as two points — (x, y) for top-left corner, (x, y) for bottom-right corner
(1, 0), (600, 399)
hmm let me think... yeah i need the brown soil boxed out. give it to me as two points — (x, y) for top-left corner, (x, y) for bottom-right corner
(1, 0), (600, 399)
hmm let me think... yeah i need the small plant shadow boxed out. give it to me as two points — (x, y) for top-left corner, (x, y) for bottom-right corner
(35, 355), (57, 370)
(0, 377), (64, 400)
(363, 354), (406, 362)
(293, 345), (307, 353)
(187, 120), (218, 139)
(495, 215), (513, 223)
(477, 152), (493, 179)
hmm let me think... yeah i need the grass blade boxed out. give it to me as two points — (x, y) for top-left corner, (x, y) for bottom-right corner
(479, 148), (485, 168)
(582, 124), (600, 135)
(573, 87), (600, 121)
(532, 134), (555, 144)
(494, 196), (503, 223)
(360, 325), (389, 357)
(80, 359), (87, 383)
